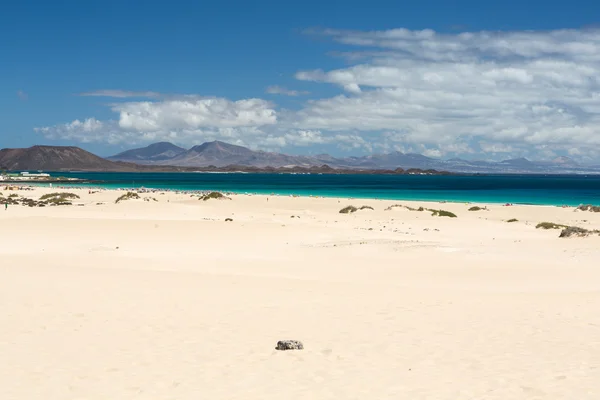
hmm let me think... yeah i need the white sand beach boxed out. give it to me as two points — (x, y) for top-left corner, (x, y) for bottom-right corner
(1, 186), (599, 399)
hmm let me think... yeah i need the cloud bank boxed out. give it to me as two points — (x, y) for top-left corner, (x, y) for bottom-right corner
(37, 27), (600, 161)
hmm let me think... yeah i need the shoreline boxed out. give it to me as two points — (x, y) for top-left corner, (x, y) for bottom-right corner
(10, 182), (586, 208)
(9, 171), (599, 207)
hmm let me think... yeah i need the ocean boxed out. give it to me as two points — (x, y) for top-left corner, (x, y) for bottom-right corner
(36, 171), (600, 206)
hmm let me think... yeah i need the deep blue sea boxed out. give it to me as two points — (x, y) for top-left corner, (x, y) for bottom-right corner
(39, 172), (600, 206)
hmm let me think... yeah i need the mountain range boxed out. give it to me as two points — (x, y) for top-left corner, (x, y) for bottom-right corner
(0, 145), (443, 175)
(107, 141), (600, 174)
(1, 141), (598, 174)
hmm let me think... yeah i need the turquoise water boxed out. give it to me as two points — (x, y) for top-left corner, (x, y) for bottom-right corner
(42, 172), (600, 206)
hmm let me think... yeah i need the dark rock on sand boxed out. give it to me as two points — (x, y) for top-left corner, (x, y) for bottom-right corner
(276, 340), (304, 351)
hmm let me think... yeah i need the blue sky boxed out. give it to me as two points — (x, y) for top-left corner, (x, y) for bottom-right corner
(2, 0), (600, 161)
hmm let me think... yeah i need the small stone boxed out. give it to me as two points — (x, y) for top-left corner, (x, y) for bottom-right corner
(276, 340), (304, 351)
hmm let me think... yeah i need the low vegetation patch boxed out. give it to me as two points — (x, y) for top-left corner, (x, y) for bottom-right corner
(384, 203), (455, 217)
(339, 205), (358, 214)
(536, 222), (568, 230)
(339, 205), (374, 214)
(0, 194), (73, 207)
(468, 206), (487, 211)
(576, 204), (600, 212)
(536, 221), (599, 238)
(200, 192), (230, 201)
(39, 192), (80, 205)
(39, 192), (80, 201)
(559, 226), (596, 238)
(115, 192), (140, 204)
(429, 209), (457, 218)
(506, 218), (518, 223)
(385, 204), (423, 212)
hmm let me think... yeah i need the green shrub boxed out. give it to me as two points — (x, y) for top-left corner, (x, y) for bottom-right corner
(559, 226), (591, 238)
(39, 192), (80, 201)
(536, 222), (568, 230)
(385, 204), (422, 212)
(506, 218), (518, 223)
(429, 209), (457, 218)
(115, 192), (140, 204)
(200, 192), (230, 201)
(468, 206), (486, 211)
(339, 205), (358, 214)
(385, 204), (456, 217)
(359, 205), (374, 210)
(576, 204), (600, 212)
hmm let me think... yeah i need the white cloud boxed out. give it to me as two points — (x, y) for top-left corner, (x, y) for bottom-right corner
(34, 118), (116, 143)
(295, 28), (600, 159)
(35, 27), (600, 161)
(114, 97), (277, 131)
(79, 90), (160, 98)
(37, 97), (278, 145)
(266, 86), (309, 96)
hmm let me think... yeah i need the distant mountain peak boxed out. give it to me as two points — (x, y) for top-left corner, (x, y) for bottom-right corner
(499, 157), (533, 166)
(108, 142), (185, 162)
(0, 145), (121, 171)
(99, 140), (600, 173)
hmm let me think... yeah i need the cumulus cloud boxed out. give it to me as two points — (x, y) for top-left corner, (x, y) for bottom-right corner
(36, 27), (600, 161)
(265, 85), (309, 96)
(34, 118), (117, 143)
(79, 90), (161, 98)
(114, 97), (277, 131)
(295, 27), (600, 159)
(36, 97), (278, 146)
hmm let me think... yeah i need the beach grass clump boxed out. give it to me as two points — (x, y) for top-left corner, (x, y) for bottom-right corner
(536, 222), (568, 230)
(1, 196), (19, 205)
(429, 209), (457, 218)
(385, 204), (455, 217)
(468, 206), (486, 211)
(8, 193), (19, 198)
(535, 222), (599, 238)
(576, 204), (600, 212)
(359, 205), (374, 211)
(44, 198), (73, 206)
(200, 191), (230, 201)
(38, 193), (77, 206)
(39, 192), (80, 201)
(385, 204), (423, 212)
(39, 192), (80, 200)
(559, 226), (593, 238)
(506, 218), (518, 223)
(339, 205), (358, 214)
(115, 192), (141, 204)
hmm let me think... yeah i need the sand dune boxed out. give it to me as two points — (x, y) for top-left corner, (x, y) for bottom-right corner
(1, 187), (599, 399)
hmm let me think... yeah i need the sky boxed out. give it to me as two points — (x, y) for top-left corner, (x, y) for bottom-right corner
(2, 0), (600, 162)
